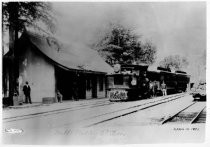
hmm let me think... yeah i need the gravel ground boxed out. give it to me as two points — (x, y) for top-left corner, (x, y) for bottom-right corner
(2, 94), (206, 144)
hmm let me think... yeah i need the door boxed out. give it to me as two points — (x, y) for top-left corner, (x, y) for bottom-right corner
(92, 76), (97, 98)
(78, 74), (86, 99)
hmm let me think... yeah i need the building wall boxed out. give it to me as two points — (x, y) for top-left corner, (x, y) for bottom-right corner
(19, 44), (55, 102)
(97, 76), (106, 98)
(17, 43), (106, 102)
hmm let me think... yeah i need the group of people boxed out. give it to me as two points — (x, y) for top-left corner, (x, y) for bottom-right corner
(149, 81), (167, 97)
(149, 81), (159, 97)
(140, 72), (167, 98)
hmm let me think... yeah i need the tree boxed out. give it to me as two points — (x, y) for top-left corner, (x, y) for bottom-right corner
(159, 55), (189, 71)
(2, 2), (56, 105)
(93, 24), (157, 66)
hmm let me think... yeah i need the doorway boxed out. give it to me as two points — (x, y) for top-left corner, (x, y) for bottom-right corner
(55, 66), (74, 100)
(55, 66), (86, 100)
(92, 75), (97, 98)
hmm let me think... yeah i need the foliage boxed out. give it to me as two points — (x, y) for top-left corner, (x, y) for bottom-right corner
(159, 55), (189, 71)
(2, 2), (56, 34)
(94, 24), (157, 66)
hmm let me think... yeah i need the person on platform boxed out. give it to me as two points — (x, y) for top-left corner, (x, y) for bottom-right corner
(153, 81), (158, 97)
(23, 81), (32, 104)
(56, 90), (63, 103)
(149, 81), (154, 98)
(141, 71), (150, 98)
(161, 81), (167, 96)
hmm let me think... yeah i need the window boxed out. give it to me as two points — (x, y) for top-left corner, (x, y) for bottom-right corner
(107, 76), (114, 88)
(86, 78), (91, 91)
(99, 77), (104, 91)
(114, 75), (123, 85)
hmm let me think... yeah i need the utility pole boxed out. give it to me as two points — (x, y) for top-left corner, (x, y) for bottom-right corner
(8, 3), (19, 105)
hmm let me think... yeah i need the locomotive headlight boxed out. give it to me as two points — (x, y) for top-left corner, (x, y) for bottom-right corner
(131, 78), (137, 85)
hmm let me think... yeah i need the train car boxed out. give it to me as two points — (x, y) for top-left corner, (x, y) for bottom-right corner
(147, 67), (176, 95)
(175, 71), (190, 93)
(192, 82), (206, 101)
(106, 64), (149, 101)
(147, 68), (190, 95)
(106, 64), (190, 101)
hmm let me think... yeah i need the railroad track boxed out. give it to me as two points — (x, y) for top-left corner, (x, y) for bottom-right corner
(58, 93), (187, 128)
(191, 107), (206, 124)
(161, 102), (206, 124)
(3, 99), (114, 122)
(4, 93), (187, 125)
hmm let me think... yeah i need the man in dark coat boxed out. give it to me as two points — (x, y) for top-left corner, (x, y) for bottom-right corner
(153, 81), (158, 97)
(139, 71), (150, 99)
(23, 81), (32, 104)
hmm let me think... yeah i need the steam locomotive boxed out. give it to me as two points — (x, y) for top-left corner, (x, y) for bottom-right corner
(106, 64), (190, 101)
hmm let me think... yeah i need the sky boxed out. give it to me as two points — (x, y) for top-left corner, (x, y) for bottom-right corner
(2, 2), (206, 81)
(52, 2), (206, 81)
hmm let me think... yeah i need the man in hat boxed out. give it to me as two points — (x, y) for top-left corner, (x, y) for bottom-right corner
(23, 81), (32, 104)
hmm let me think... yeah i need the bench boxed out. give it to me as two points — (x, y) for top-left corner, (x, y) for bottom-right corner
(42, 97), (56, 104)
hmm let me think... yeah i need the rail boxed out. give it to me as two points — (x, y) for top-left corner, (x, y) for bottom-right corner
(161, 102), (206, 124)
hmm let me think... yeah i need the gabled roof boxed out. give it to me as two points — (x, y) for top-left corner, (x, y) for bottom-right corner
(22, 31), (114, 74)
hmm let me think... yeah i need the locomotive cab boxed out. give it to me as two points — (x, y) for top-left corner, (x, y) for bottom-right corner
(107, 64), (149, 101)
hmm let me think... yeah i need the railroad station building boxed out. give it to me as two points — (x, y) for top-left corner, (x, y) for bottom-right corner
(3, 31), (113, 104)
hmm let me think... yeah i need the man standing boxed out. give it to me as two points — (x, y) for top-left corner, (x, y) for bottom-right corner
(141, 71), (150, 98)
(23, 81), (32, 104)
(153, 81), (158, 97)
(161, 81), (167, 96)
